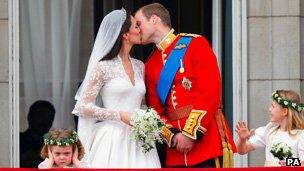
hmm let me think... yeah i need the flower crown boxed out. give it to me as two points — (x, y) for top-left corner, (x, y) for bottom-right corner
(44, 131), (79, 146)
(272, 91), (304, 113)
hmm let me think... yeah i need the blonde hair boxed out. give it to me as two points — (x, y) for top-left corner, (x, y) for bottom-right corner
(277, 90), (304, 134)
(138, 3), (171, 27)
(40, 129), (85, 160)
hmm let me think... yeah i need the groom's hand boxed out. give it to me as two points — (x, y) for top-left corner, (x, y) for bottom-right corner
(173, 133), (195, 154)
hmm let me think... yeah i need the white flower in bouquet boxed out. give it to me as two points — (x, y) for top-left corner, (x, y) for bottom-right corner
(130, 108), (164, 153)
(270, 142), (293, 160)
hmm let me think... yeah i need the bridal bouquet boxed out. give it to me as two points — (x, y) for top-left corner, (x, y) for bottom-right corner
(270, 142), (293, 160)
(130, 108), (164, 153)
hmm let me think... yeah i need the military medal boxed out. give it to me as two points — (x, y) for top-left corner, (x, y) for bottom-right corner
(182, 77), (192, 91)
(179, 59), (184, 73)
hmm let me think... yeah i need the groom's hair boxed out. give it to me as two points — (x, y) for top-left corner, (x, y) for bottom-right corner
(139, 3), (171, 28)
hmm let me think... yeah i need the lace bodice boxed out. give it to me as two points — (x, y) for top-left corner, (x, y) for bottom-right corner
(72, 56), (145, 121)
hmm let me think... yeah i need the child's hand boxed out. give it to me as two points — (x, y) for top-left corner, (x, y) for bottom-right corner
(279, 160), (286, 166)
(38, 147), (55, 169)
(46, 147), (54, 168)
(73, 146), (79, 162)
(235, 121), (254, 141)
(72, 146), (84, 168)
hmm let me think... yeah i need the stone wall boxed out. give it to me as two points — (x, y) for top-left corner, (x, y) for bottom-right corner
(0, 0), (11, 167)
(247, 0), (303, 166)
(301, 0), (304, 97)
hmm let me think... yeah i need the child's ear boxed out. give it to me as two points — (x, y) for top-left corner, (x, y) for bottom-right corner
(283, 108), (288, 116)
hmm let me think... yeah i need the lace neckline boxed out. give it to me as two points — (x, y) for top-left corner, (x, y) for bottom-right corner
(117, 55), (136, 86)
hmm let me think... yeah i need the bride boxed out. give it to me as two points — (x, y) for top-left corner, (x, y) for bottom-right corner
(72, 8), (161, 168)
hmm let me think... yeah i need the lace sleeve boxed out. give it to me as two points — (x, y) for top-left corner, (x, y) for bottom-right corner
(72, 62), (121, 121)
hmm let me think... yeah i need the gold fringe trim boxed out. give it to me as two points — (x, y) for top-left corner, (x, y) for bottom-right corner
(222, 142), (234, 168)
(215, 157), (220, 168)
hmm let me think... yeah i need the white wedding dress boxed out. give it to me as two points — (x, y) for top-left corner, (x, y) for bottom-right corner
(72, 56), (161, 168)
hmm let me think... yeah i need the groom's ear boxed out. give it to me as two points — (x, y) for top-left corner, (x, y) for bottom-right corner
(150, 14), (159, 24)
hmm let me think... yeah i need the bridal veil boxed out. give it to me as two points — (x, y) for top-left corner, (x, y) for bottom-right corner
(73, 8), (126, 154)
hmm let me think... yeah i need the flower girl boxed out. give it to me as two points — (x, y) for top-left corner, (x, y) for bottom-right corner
(38, 129), (88, 168)
(235, 90), (304, 166)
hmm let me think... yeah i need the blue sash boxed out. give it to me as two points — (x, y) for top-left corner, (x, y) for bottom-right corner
(157, 36), (193, 105)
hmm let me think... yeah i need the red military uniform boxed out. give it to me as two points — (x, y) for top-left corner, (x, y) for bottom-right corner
(145, 29), (236, 167)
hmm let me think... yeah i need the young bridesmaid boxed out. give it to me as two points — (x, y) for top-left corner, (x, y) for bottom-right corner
(236, 90), (304, 166)
(38, 129), (88, 168)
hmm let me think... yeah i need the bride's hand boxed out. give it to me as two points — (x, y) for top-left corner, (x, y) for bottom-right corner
(119, 111), (132, 125)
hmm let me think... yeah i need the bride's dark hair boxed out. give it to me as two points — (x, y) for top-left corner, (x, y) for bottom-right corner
(101, 11), (131, 61)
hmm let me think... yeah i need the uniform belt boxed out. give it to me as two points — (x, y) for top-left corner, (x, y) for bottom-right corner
(167, 105), (193, 121)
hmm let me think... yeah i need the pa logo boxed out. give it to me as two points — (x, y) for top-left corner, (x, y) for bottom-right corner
(286, 158), (301, 166)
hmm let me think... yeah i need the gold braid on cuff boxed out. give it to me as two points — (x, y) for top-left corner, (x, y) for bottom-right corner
(182, 109), (207, 140)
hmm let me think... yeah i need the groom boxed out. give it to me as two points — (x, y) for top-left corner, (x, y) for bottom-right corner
(135, 3), (236, 168)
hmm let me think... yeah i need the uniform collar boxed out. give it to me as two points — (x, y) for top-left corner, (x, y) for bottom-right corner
(156, 29), (177, 51)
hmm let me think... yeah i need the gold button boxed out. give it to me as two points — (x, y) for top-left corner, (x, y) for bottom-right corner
(163, 54), (167, 57)
(172, 90), (176, 94)
(173, 96), (177, 100)
(187, 126), (191, 129)
(173, 102), (178, 106)
(191, 115), (195, 119)
(172, 85), (175, 88)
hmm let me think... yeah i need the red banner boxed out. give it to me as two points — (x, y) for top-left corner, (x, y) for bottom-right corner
(0, 167), (303, 171)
